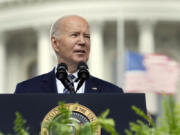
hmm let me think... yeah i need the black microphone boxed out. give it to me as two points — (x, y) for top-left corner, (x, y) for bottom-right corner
(56, 63), (68, 80)
(56, 63), (75, 93)
(75, 62), (89, 92)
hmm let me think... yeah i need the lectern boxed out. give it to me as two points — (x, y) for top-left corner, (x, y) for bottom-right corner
(0, 93), (147, 135)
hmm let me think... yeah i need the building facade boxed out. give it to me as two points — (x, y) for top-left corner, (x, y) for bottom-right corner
(1, 0), (180, 115)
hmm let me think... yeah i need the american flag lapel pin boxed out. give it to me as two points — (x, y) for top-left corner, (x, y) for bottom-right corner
(91, 87), (98, 91)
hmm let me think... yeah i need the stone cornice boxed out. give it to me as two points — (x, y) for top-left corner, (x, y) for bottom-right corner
(1, 0), (180, 31)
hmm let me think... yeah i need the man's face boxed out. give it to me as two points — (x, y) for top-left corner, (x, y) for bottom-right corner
(52, 17), (90, 65)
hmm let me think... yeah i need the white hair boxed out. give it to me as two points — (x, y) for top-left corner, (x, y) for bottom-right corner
(50, 18), (62, 39)
(50, 15), (88, 39)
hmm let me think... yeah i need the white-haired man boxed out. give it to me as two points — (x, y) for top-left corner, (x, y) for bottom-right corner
(15, 15), (123, 93)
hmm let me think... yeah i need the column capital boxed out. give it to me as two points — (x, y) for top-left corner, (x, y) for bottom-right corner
(34, 25), (50, 37)
(89, 20), (104, 32)
(137, 19), (156, 32)
(138, 20), (156, 54)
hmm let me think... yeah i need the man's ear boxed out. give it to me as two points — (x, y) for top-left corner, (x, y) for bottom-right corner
(51, 36), (59, 52)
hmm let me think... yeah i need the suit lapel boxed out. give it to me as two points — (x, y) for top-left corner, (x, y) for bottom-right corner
(41, 69), (58, 93)
(39, 71), (100, 93)
(85, 76), (99, 93)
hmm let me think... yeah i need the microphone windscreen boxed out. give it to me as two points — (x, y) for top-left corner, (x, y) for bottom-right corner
(56, 63), (68, 80)
(77, 62), (89, 80)
(77, 62), (88, 70)
(57, 63), (68, 70)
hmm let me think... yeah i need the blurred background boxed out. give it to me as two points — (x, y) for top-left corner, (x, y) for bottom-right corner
(1, 0), (180, 119)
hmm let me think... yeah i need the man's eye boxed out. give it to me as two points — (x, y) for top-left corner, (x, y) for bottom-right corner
(71, 34), (78, 37)
(84, 35), (90, 39)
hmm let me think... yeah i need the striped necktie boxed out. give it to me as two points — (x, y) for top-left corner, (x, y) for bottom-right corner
(63, 74), (75, 94)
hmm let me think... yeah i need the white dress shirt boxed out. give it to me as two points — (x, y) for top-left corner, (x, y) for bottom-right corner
(55, 66), (85, 93)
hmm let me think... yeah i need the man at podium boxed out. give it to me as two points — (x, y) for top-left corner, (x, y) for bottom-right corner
(15, 15), (123, 94)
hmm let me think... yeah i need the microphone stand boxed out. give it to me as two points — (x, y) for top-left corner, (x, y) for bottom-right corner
(75, 62), (89, 92)
(56, 63), (76, 94)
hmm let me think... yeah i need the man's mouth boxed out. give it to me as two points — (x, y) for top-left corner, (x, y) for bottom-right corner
(74, 50), (86, 54)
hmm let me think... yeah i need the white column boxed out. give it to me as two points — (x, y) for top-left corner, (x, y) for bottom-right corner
(36, 27), (53, 75)
(89, 22), (104, 79)
(138, 20), (158, 115)
(138, 20), (155, 54)
(117, 19), (125, 88)
(0, 32), (6, 93)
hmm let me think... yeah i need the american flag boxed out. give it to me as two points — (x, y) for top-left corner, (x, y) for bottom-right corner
(125, 51), (180, 94)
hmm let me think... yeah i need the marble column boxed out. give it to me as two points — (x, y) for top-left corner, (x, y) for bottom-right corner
(36, 27), (53, 75)
(0, 32), (6, 93)
(116, 19), (125, 88)
(138, 20), (158, 115)
(89, 22), (104, 79)
(138, 20), (155, 54)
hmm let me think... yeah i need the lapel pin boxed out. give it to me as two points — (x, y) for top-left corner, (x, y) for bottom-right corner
(91, 87), (98, 90)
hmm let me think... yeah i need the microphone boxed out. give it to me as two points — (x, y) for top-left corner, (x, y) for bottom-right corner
(56, 63), (68, 80)
(75, 62), (89, 92)
(56, 63), (75, 93)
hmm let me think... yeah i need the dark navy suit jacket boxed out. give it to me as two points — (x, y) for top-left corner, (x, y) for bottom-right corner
(15, 69), (123, 93)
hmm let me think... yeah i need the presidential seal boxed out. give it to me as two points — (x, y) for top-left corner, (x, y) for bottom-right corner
(41, 103), (100, 135)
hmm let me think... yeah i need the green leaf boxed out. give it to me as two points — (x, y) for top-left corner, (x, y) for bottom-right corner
(132, 106), (155, 127)
(14, 112), (29, 135)
(125, 95), (180, 135)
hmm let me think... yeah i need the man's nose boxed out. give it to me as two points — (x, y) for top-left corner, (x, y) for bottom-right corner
(79, 35), (86, 45)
